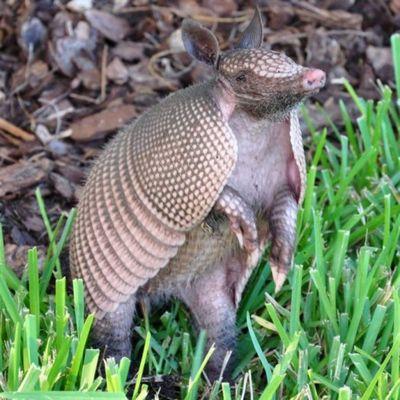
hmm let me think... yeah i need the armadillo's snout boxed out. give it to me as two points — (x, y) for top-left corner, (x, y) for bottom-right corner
(302, 69), (326, 92)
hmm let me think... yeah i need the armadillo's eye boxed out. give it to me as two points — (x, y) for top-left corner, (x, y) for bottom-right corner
(235, 73), (246, 83)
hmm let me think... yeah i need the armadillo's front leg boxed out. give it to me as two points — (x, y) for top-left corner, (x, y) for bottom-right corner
(91, 295), (136, 361)
(268, 185), (298, 292)
(214, 186), (260, 267)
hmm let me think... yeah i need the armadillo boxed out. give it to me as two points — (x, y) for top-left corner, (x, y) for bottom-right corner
(69, 8), (326, 379)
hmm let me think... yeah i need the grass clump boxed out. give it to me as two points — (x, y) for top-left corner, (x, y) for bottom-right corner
(0, 34), (399, 399)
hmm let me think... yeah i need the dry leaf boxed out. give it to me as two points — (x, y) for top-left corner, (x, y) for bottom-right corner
(67, 0), (93, 12)
(85, 9), (131, 42)
(112, 41), (145, 61)
(70, 105), (137, 141)
(201, 0), (237, 16)
(0, 158), (53, 198)
(107, 57), (129, 84)
(50, 172), (75, 200)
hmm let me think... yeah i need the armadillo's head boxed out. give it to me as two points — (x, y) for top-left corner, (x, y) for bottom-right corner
(182, 8), (326, 119)
(218, 49), (325, 117)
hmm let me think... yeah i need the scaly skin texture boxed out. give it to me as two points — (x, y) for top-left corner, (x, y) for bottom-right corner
(70, 8), (326, 380)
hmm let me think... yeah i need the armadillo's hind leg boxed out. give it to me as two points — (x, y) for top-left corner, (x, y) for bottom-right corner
(91, 295), (137, 362)
(268, 185), (298, 292)
(214, 186), (260, 268)
(179, 267), (236, 382)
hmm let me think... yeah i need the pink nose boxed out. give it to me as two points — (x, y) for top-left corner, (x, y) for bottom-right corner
(302, 69), (326, 91)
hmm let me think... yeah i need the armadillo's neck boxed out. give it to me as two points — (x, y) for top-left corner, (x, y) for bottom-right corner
(209, 78), (237, 122)
(240, 102), (295, 122)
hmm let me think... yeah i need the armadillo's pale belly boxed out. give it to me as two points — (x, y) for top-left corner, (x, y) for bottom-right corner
(141, 217), (235, 296)
(140, 210), (270, 302)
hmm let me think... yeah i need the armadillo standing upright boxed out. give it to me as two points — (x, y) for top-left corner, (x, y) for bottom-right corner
(70, 8), (325, 379)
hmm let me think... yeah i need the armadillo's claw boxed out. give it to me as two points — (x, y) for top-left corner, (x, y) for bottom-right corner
(232, 223), (260, 267)
(270, 262), (288, 293)
(269, 239), (294, 293)
(272, 269), (287, 293)
(236, 232), (245, 248)
(231, 223), (244, 248)
(246, 247), (261, 268)
(270, 260), (289, 293)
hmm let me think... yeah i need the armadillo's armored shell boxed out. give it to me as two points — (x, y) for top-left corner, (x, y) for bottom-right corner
(131, 83), (237, 230)
(70, 82), (237, 317)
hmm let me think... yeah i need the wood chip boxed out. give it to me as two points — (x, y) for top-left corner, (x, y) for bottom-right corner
(366, 46), (393, 82)
(106, 57), (129, 84)
(0, 158), (53, 198)
(69, 104), (137, 141)
(79, 68), (101, 90)
(50, 172), (75, 200)
(112, 41), (145, 61)
(0, 118), (35, 141)
(55, 161), (85, 184)
(293, 1), (362, 29)
(85, 10), (131, 42)
(201, 0), (237, 16)
(67, 0), (93, 12)
(11, 60), (49, 91)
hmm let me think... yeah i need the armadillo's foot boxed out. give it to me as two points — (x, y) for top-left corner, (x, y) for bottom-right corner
(268, 186), (298, 293)
(214, 186), (260, 265)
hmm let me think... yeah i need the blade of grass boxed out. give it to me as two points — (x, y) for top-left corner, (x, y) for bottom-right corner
(27, 248), (40, 334)
(391, 33), (400, 102)
(185, 344), (215, 400)
(361, 334), (400, 400)
(55, 278), (67, 352)
(65, 314), (94, 390)
(185, 329), (207, 400)
(132, 331), (151, 400)
(8, 322), (22, 391)
(35, 188), (62, 278)
(23, 315), (38, 371)
(73, 279), (85, 337)
(222, 382), (232, 400)
(40, 209), (76, 299)
(46, 336), (72, 390)
(246, 312), (272, 381)
(80, 349), (100, 390)
(17, 364), (41, 392)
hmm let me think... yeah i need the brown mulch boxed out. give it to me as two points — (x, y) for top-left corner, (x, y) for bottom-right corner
(0, 0), (398, 260)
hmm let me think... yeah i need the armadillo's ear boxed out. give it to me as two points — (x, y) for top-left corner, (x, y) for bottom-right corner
(236, 7), (263, 49)
(181, 19), (220, 66)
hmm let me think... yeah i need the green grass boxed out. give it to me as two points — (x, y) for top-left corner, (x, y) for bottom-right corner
(0, 34), (399, 399)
